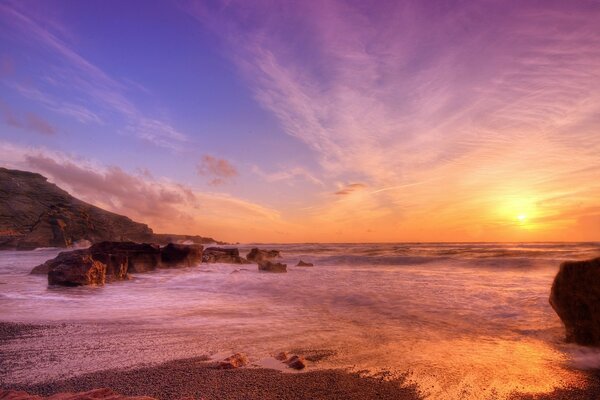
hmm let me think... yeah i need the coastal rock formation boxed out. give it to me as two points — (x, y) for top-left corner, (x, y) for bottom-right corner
(550, 257), (600, 346)
(0, 167), (222, 250)
(203, 247), (249, 264)
(258, 260), (287, 273)
(296, 260), (314, 267)
(35, 242), (203, 286)
(218, 352), (249, 369)
(0, 388), (155, 400)
(246, 248), (281, 262)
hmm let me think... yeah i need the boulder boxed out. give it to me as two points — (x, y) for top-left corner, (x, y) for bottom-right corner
(0, 388), (155, 400)
(296, 260), (314, 267)
(161, 243), (203, 267)
(218, 352), (249, 369)
(275, 351), (289, 361)
(286, 355), (306, 370)
(246, 248), (281, 262)
(47, 251), (106, 286)
(258, 260), (287, 273)
(550, 257), (600, 345)
(203, 247), (249, 264)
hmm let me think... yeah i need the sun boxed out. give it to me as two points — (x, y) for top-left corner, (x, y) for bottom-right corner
(517, 214), (527, 223)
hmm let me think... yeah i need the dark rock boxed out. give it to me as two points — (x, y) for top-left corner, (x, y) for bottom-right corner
(203, 247), (249, 264)
(47, 251), (106, 286)
(258, 260), (287, 273)
(90, 242), (161, 273)
(286, 355), (306, 370)
(550, 257), (600, 346)
(160, 243), (203, 268)
(246, 248), (281, 262)
(34, 241), (204, 286)
(275, 351), (289, 361)
(296, 260), (314, 267)
(218, 353), (249, 369)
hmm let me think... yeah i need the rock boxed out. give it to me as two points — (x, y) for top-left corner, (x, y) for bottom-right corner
(296, 260), (314, 267)
(258, 260), (287, 273)
(286, 355), (306, 370)
(0, 388), (155, 400)
(160, 243), (203, 268)
(550, 257), (600, 345)
(218, 352), (249, 369)
(203, 247), (249, 264)
(246, 248), (281, 262)
(230, 268), (250, 274)
(47, 250), (107, 286)
(35, 241), (204, 286)
(275, 351), (289, 361)
(89, 242), (161, 273)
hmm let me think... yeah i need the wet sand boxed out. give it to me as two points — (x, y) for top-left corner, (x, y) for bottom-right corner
(2, 322), (600, 400)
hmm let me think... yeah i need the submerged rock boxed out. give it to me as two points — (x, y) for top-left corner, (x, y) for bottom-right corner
(203, 247), (249, 264)
(550, 257), (600, 345)
(246, 248), (281, 262)
(258, 260), (287, 273)
(218, 352), (249, 369)
(296, 260), (314, 267)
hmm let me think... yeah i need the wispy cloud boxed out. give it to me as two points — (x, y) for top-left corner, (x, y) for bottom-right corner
(197, 155), (238, 185)
(334, 183), (366, 196)
(0, 99), (56, 135)
(0, 2), (187, 149)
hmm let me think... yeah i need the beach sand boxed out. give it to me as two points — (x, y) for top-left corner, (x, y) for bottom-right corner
(2, 322), (599, 400)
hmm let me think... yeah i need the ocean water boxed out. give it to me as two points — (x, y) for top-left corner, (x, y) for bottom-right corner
(1, 242), (600, 399)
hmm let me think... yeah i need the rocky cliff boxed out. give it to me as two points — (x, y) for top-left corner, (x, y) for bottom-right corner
(0, 167), (220, 250)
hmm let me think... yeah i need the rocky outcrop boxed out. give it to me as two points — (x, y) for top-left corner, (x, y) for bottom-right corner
(218, 352), (249, 369)
(286, 355), (306, 370)
(35, 242), (203, 286)
(246, 248), (281, 262)
(296, 260), (314, 267)
(202, 247), (249, 264)
(0, 388), (155, 400)
(258, 260), (287, 273)
(550, 257), (600, 346)
(0, 168), (222, 250)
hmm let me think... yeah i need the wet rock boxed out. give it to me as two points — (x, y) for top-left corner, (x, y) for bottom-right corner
(160, 243), (203, 267)
(203, 247), (249, 264)
(0, 388), (155, 400)
(218, 352), (249, 369)
(550, 257), (600, 346)
(47, 251), (106, 286)
(246, 248), (281, 262)
(258, 260), (287, 273)
(296, 260), (314, 267)
(230, 268), (250, 274)
(275, 351), (289, 361)
(89, 242), (161, 273)
(286, 355), (306, 370)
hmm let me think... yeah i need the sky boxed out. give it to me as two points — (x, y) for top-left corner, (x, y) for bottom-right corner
(1, 0), (600, 243)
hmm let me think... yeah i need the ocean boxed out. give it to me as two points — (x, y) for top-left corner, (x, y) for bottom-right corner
(1, 242), (599, 399)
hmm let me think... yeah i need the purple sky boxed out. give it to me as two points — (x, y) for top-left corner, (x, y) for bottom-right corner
(1, 0), (600, 242)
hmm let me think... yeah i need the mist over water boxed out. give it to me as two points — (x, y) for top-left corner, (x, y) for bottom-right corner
(1, 242), (600, 399)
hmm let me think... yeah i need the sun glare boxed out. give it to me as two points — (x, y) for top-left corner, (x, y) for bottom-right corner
(517, 214), (527, 223)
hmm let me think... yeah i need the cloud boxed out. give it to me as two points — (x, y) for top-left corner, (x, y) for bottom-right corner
(251, 164), (323, 186)
(0, 100), (56, 135)
(0, 3), (186, 149)
(334, 183), (367, 195)
(197, 155), (238, 185)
